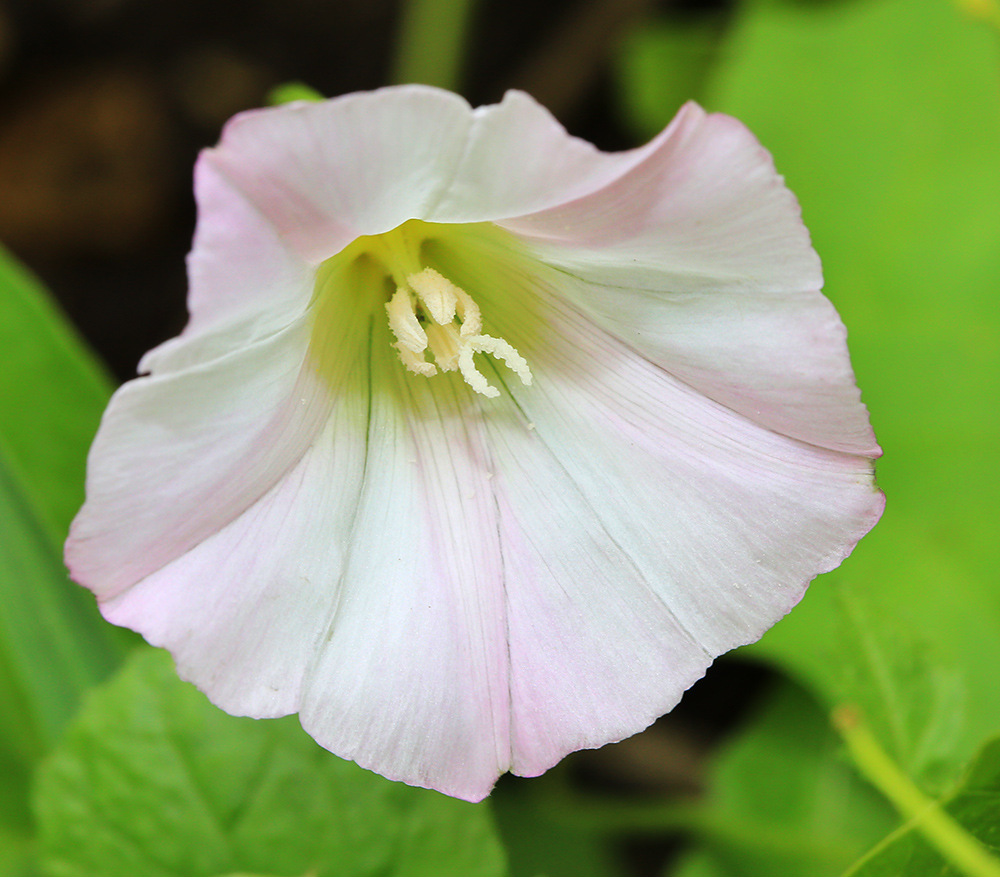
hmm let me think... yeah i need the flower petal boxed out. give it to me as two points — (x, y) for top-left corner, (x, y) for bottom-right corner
(65, 317), (333, 601)
(500, 103), (817, 291)
(425, 90), (667, 223)
(499, 103), (877, 455)
(435, 240), (883, 775)
(495, 280), (882, 652)
(205, 87), (676, 263)
(299, 329), (512, 802)
(100, 384), (370, 719)
(68, 230), (383, 603)
(67, 89), (884, 806)
(107, 321), (515, 801)
(206, 87), (476, 262)
(140, 157), (315, 376)
(485, 424), (714, 777)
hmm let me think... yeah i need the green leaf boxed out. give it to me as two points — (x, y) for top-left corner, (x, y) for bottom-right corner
(667, 851), (730, 877)
(491, 770), (625, 877)
(845, 733), (1000, 877)
(699, 0), (1000, 793)
(830, 585), (966, 794)
(0, 463), (84, 768)
(614, 13), (727, 141)
(689, 682), (897, 877)
(266, 82), (325, 105)
(0, 456), (125, 762)
(0, 820), (35, 877)
(0, 244), (132, 750)
(0, 244), (134, 848)
(34, 648), (509, 877)
(0, 244), (113, 550)
(532, 683), (896, 877)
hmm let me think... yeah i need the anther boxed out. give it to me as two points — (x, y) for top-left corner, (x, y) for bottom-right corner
(385, 266), (532, 397)
(408, 269), (458, 326)
(385, 288), (427, 353)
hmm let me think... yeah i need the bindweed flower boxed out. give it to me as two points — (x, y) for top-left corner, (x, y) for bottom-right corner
(66, 86), (883, 802)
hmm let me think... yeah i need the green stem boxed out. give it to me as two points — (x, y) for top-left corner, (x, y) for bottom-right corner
(834, 706), (1000, 877)
(392, 0), (478, 90)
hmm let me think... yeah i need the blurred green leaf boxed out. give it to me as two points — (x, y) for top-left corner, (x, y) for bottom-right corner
(0, 820), (34, 877)
(0, 462), (86, 797)
(536, 684), (896, 877)
(667, 851), (729, 877)
(491, 770), (625, 877)
(0, 244), (132, 744)
(0, 457), (123, 762)
(0, 244), (113, 550)
(266, 81), (325, 105)
(676, 683), (896, 877)
(697, 0), (1000, 792)
(830, 585), (966, 793)
(0, 245), (134, 852)
(34, 648), (509, 877)
(845, 733), (1000, 877)
(614, 13), (726, 140)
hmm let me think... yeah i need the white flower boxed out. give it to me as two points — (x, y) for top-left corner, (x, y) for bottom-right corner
(66, 86), (883, 801)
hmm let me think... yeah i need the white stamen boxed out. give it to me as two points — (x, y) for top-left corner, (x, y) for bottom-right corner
(469, 335), (533, 387)
(383, 261), (532, 398)
(408, 268), (458, 326)
(453, 286), (482, 337)
(457, 345), (500, 398)
(385, 288), (427, 353)
(425, 323), (461, 371)
(394, 342), (437, 377)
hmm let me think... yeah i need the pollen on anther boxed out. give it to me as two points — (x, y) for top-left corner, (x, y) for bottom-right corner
(471, 335), (533, 387)
(408, 268), (458, 326)
(395, 343), (436, 377)
(382, 259), (532, 397)
(386, 288), (427, 353)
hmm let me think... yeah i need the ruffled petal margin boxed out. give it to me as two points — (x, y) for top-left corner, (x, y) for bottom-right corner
(203, 87), (671, 262)
(501, 103), (878, 455)
(140, 158), (315, 376)
(66, 317), (333, 601)
(432, 229), (884, 787)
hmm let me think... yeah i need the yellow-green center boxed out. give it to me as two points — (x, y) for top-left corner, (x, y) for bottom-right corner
(314, 220), (532, 398)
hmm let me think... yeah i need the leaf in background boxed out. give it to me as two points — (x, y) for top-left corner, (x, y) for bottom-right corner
(0, 244), (133, 742)
(671, 682), (896, 877)
(0, 455), (125, 761)
(491, 771), (626, 877)
(0, 244), (134, 863)
(34, 648), (509, 877)
(614, 13), (726, 140)
(829, 584), (966, 794)
(0, 456), (98, 856)
(0, 244), (113, 549)
(668, 852), (729, 877)
(844, 733), (1000, 877)
(692, 0), (1000, 792)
